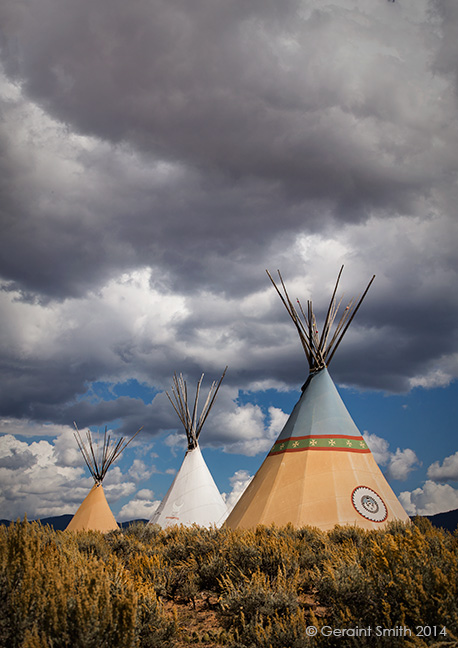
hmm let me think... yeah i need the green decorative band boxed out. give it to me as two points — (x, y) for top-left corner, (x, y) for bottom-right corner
(268, 435), (370, 456)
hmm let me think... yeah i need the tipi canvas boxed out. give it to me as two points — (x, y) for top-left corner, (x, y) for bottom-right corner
(225, 268), (409, 531)
(66, 483), (118, 533)
(66, 424), (140, 532)
(150, 370), (228, 528)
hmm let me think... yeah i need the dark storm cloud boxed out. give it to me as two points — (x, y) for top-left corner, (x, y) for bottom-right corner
(431, 0), (458, 89)
(1, 0), (453, 301)
(0, 102), (309, 300)
(0, 0), (457, 439)
(0, 0), (434, 207)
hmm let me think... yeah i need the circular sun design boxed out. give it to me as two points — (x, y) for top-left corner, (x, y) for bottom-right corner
(351, 486), (387, 522)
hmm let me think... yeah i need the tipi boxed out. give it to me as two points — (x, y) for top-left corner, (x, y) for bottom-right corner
(225, 267), (410, 531)
(149, 370), (228, 528)
(66, 424), (141, 532)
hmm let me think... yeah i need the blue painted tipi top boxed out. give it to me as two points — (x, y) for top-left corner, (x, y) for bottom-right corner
(269, 368), (369, 455)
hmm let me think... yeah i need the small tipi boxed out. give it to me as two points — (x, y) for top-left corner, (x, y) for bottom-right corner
(225, 268), (409, 531)
(150, 370), (228, 528)
(66, 424), (141, 532)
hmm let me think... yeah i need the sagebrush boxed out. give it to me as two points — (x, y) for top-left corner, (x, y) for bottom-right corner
(0, 518), (456, 647)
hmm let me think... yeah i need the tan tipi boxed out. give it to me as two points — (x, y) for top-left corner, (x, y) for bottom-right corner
(225, 268), (409, 531)
(149, 370), (228, 528)
(66, 424), (141, 532)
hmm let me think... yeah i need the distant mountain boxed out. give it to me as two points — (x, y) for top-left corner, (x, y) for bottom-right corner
(2, 511), (457, 532)
(0, 515), (149, 531)
(424, 508), (458, 534)
(0, 515), (74, 530)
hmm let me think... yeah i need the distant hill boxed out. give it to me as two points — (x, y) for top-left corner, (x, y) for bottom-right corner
(423, 508), (458, 533)
(0, 515), (73, 530)
(2, 511), (457, 532)
(0, 515), (148, 531)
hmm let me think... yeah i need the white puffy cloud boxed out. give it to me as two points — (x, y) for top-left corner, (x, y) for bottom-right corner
(117, 497), (160, 522)
(53, 428), (84, 467)
(219, 405), (275, 456)
(127, 459), (155, 483)
(1, 267), (187, 368)
(267, 406), (289, 439)
(222, 470), (253, 514)
(136, 488), (156, 501)
(385, 448), (421, 481)
(0, 431), (147, 519)
(0, 434), (86, 519)
(399, 481), (458, 516)
(363, 432), (420, 481)
(0, 435), (37, 470)
(362, 432), (391, 466)
(163, 432), (187, 457)
(427, 451), (458, 482)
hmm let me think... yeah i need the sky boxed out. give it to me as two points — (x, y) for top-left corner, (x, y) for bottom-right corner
(0, 0), (457, 523)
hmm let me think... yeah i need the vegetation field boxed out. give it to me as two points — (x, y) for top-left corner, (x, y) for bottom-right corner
(0, 518), (457, 648)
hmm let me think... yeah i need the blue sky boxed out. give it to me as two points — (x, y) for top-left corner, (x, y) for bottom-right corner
(0, 0), (457, 521)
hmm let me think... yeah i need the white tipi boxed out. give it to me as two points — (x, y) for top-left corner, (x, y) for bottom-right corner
(66, 424), (141, 533)
(149, 370), (228, 528)
(225, 268), (410, 531)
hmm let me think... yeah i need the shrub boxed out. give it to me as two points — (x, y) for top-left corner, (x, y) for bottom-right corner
(219, 567), (300, 633)
(1, 518), (457, 648)
(0, 519), (176, 648)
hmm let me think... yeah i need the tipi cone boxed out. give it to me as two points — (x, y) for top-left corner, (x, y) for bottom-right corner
(150, 370), (228, 528)
(225, 268), (409, 531)
(150, 445), (228, 527)
(66, 424), (141, 532)
(66, 483), (118, 533)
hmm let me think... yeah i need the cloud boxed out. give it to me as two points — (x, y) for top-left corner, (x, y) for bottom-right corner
(409, 359), (458, 390)
(0, 431), (147, 519)
(163, 432), (187, 456)
(0, 434), (86, 519)
(0, 435), (37, 470)
(0, 0), (457, 303)
(53, 428), (84, 467)
(362, 432), (391, 466)
(222, 469), (253, 514)
(397, 448), (458, 518)
(127, 459), (155, 483)
(117, 497), (160, 523)
(363, 432), (420, 481)
(385, 448), (421, 481)
(209, 401), (288, 457)
(1, 0), (450, 221)
(135, 488), (155, 501)
(427, 451), (458, 482)
(399, 480), (458, 516)
(0, 420), (74, 439)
